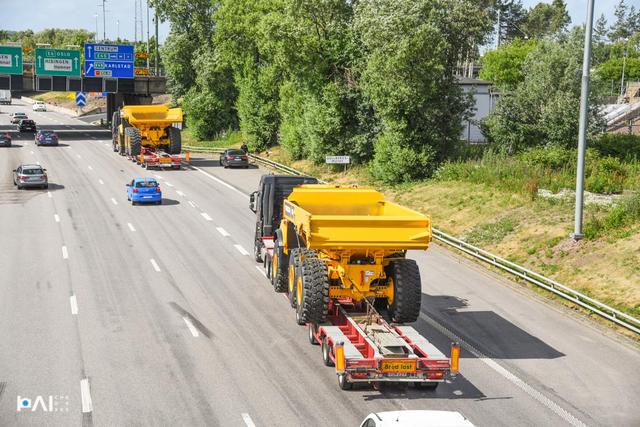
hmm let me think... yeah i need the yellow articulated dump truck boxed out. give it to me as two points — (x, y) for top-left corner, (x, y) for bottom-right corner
(251, 180), (432, 325)
(251, 178), (458, 390)
(111, 105), (183, 167)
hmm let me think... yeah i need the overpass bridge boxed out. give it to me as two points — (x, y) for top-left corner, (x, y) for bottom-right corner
(0, 71), (168, 124)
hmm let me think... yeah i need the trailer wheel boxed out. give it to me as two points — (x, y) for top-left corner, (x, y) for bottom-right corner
(308, 323), (319, 345)
(338, 374), (352, 390)
(167, 127), (182, 155)
(265, 254), (272, 279)
(321, 337), (334, 367)
(386, 259), (422, 323)
(271, 240), (288, 293)
(296, 258), (330, 324)
(254, 239), (263, 263)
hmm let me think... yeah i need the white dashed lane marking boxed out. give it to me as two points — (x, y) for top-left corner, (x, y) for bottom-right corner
(201, 213), (213, 221)
(127, 223), (136, 232)
(242, 413), (256, 427)
(234, 245), (249, 256)
(70, 294), (78, 315)
(111, 198), (118, 205)
(183, 317), (200, 337)
(216, 227), (230, 237)
(99, 179), (104, 185)
(150, 258), (161, 272)
(62, 246), (69, 259)
(80, 378), (93, 413)
(54, 214), (60, 223)
(176, 190), (185, 197)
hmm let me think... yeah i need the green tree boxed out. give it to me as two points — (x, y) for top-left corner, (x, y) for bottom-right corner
(610, 0), (631, 41)
(484, 29), (602, 152)
(355, 0), (494, 183)
(480, 39), (538, 90)
(522, 0), (571, 38)
(495, 0), (529, 44)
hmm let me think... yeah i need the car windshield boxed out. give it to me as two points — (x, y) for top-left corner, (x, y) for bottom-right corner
(22, 120), (34, 124)
(40, 131), (55, 137)
(135, 181), (158, 188)
(228, 150), (245, 155)
(22, 168), (43, 175)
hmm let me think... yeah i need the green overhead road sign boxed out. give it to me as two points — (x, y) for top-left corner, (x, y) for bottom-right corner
(0, 46), (23, 75)
(35, 48), (81, 77)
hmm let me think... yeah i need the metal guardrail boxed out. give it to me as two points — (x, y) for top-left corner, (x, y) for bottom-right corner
(183, 144), (640, 334)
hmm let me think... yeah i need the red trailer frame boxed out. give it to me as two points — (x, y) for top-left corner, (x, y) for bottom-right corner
(132, 146), (183, 170)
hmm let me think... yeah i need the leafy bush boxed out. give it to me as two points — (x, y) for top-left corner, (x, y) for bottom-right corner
(519, 145), (574, 170)
(369, 130), (437, 184)
(585, 157), (627, 194)
(584, 193), (640, 239)
(590, 134), (640, 161)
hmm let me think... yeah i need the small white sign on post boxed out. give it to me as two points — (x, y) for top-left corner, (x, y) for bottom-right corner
(325, 155), (350, 164)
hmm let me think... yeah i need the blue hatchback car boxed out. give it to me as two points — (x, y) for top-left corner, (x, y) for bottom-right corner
(127, 178), (162, 205)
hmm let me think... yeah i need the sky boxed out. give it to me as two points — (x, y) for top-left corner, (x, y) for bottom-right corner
(0, 0), (624, 44)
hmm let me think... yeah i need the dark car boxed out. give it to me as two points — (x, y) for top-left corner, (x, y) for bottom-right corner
(219, 149), (249, 169)
(35, 130), (59, 146)
(13, 164), (48, 189)
(17, 119), (37, 132)
(0, 132), (11, 147)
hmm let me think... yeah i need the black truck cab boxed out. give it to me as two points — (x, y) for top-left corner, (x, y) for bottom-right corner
(250, 174), (318, 262)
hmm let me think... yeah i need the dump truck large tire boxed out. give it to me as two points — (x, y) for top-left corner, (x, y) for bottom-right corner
(271, 239), (288, 293)
(387, 259), (422, 323)
(295, 258), (329, 324)
(125, 127), (141, 157)
(288, 248), (315, 309)
(168, 127), (181, 155)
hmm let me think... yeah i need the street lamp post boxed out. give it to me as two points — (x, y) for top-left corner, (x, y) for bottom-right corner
(572, 0), (596, 240)
(94, 14), (99, 41)
(620, 39), (629, 98)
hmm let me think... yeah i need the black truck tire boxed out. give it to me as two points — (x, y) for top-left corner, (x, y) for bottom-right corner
(168, 127), (181, 155)
(125, 127), (142, 158)
(271, 240), (288, 293)
(386, 259), (422, 323)
(254, 239), (263, 263)
(287, 248), (315, 309)
(295, 258), (330, 324)
(111, 111), (120, 152)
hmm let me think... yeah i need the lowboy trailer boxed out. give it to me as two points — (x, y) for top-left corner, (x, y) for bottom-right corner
(250, 175), (460, 390)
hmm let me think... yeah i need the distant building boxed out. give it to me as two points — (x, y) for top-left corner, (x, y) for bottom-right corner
(457, 77), (498, 143)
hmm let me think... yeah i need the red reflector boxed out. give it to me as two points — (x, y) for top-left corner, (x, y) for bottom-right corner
(156, 187), (161, 193)
(242, 156), (248, 160)
(133, 188), (139, 193)
(226, 156), (233, 160)
(427, 371), (444, 379)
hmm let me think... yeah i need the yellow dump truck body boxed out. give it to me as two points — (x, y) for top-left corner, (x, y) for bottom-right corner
(283, 186), (431, 254)
(120, 104), (183, 128)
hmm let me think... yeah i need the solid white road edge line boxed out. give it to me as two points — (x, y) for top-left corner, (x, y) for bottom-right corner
(234, 245), (249, 256)
(191, 166), (249, 199)
(165, 182), (174, 187)
(127, 222), (136, 232)
(183, 317), (200, 337)
(70, 295), (78, 315)
(62, 246), (69, 259)
(216, 227), (230, 237)
(80, 378), (93, 413)
(150, 258), (161, 272)
(201, 213), (213, 221)
(418, 313), (586, 427)
(242, 413), (257, 427)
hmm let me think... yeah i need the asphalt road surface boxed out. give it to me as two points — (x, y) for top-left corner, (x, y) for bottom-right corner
(1, 100), (639, 427)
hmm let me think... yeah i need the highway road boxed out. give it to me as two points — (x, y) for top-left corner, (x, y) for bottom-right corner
(0, 99), (639, 426)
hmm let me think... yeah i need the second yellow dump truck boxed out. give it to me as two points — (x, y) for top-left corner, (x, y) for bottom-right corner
(111, 104), (183, 157)
(251, 180), (432, 325)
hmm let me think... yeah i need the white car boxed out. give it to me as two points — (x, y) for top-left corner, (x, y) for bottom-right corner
(360, 411), (475, 427)
(32, 101), (47, 112)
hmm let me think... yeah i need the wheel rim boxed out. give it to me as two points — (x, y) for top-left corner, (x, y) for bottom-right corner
(288, 264), (295, 293)
(308, 325), (315, 343)
(296, 276), (303, 306)
(272, 252), (278, 278)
